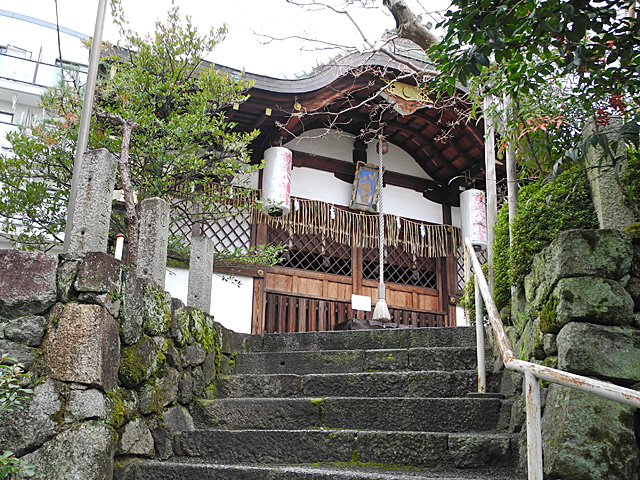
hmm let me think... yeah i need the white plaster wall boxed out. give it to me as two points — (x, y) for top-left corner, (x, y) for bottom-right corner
(165, 267), (254, 334)
(286, 129), (433, 179)
(284, 128), (443, 224)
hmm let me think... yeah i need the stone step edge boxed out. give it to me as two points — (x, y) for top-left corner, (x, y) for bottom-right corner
(180, 428), (515, 437)
(118, 458), (521, 480)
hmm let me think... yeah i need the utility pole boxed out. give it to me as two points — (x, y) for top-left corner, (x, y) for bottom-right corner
(63, 0), (108, 252)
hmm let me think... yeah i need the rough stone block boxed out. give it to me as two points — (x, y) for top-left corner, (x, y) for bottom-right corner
(187, 235), (215, 314)
(0, 339), (35, 368)
(542, 383), (638, 480)
(3, 315), (46, 347)
(626, 276), (640, 311)
(67, 148), (118, 255)
(57, 257), (79, 303)
(142, 283), (172, 337)
(16, 420), (115, 480)
(79, 292), (121, 318)
(177, 371), (194, 405)
(66, 389), (108, 422)
(151, 405), (194, 460)
(0, 250), (57, 318)
(138, 367), (180, 415)
(120, 266), (144, 346)
(181, 343), (206, 368)
(544, 230), (633, 283)
(170, 298), (190, 347)
(0, 379), (60, 456)
(542, 277), (634, 333)
(118, 418), (155, 457)
(557, 322), (640, 384)
(46, 303), (120, 392)
(75, 251), (122, 295)
(136, 197), (169, 289)
(119, 336), (165, 389)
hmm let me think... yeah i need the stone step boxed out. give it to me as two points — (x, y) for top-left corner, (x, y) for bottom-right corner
(174, 429), (516, 470)
(191, 397), (507, 432)
(211, 370), (478, 399)
(118, 459), (523, 480)
(243, 327), (477, 353)
(234, 347), (478, 375)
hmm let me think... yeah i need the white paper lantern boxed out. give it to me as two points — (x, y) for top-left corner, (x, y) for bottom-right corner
(262, 146), (292, 217)
(460, 189), (487, 250)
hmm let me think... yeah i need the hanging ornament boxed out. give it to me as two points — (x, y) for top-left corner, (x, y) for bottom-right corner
(330, 205), (336, 220)
(262, 146), (292, 217)
(396, 216), (401, 230)
(420, 223), (426, 238)
(294, 198), (300, 211)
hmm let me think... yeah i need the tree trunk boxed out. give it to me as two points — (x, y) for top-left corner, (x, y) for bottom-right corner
(118, 119), (139, 265)
(382, 0), (438, 51)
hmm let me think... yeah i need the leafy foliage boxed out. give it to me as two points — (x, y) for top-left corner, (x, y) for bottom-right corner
(492, 165), (598, 306)
(0, 356), (35, 478)
(492, 202), (512, 312)
(430, 0), (640, 99)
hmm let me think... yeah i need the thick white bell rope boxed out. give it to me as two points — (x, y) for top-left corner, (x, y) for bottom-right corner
(372, 133), (391, 322)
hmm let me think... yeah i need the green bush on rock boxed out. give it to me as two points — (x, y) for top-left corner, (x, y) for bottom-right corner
(492, 165), (598, 311)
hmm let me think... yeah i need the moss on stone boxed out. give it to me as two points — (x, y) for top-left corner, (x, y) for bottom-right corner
(107, 391), (127, 429)
(539, 294), (559, 333)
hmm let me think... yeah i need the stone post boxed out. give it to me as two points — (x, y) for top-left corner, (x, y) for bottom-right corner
(583, 117), (635, 230)
(187, 235), (215, 313)
(137, 197), (169, 288)
(67, 149), (118, 255)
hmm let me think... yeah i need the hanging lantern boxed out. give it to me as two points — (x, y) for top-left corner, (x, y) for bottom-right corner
(262, 146), (292, 217)
(460, 189), (488, 250)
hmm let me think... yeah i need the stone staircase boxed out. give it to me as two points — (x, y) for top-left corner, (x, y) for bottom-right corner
(119, 327), (522, 479)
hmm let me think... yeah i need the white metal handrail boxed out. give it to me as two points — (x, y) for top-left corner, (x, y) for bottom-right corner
(465, 237), (640, 480)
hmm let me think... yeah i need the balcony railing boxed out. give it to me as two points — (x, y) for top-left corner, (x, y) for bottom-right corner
(0, 53), (87, 89)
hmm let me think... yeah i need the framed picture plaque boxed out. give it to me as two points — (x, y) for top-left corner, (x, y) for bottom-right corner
(350, 161), (383, 213)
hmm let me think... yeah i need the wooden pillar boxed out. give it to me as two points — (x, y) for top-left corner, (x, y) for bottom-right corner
(251, 222), (267, 334)
(483, 94), (498, 295)
(441, 204), (458, 326)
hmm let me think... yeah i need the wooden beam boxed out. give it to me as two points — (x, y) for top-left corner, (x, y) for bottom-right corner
(292, 151), (440, 194)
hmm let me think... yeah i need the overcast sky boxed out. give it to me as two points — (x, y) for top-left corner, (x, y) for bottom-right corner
(1, 0), (448, 78)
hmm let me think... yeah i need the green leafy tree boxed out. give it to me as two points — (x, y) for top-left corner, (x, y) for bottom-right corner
(0, 4), (282, 268)
(95, 2), (262, 265)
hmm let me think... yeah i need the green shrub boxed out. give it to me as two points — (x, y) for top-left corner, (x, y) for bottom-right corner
(491, 165), (598, 310)
(0, 356), (35, 478)
(493, 203), (511, 312)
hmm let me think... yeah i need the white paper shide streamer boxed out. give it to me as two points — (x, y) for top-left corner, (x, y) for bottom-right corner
(460, 189), (488, 250)
(262, 146), (292, 217)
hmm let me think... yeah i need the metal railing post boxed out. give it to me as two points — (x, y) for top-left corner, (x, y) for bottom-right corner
(475, 278), (486, 393)
(525, 371), (543, 480)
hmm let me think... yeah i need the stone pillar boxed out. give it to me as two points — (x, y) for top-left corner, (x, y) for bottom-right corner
(137, 197), (170, 288)
(583, 117), (635, 230)
(67, 149), (118, 255)
(187, 235), (215, 313)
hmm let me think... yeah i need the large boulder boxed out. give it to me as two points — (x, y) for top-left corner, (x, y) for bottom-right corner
(542, 384), (638, 480)
(557, 322), (640, 384)
(46, 303), (120, 392)
(0, 250), (57, 319)
(15, 420), (115, 480)
(540, 277), (634, 333)
(544, 229), (632, 283)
